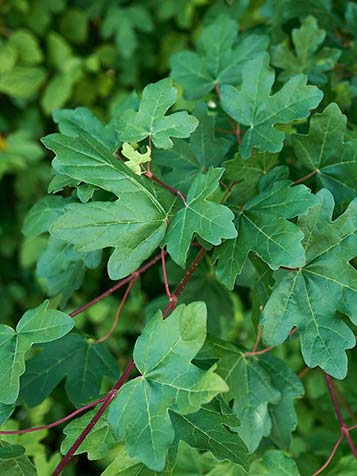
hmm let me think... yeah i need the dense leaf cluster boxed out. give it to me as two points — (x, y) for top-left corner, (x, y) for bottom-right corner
(1, 1), (357, 475)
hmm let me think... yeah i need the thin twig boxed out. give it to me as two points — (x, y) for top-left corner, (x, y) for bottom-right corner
(69, 253), (162, 317)
(312, 433), (343, 476)
(293, 169), (318, 185)
(161, 247), (173, 300)
(252, 324), (262, 353)
(0, 397), (106, 435)
(95, 279), (136, 344)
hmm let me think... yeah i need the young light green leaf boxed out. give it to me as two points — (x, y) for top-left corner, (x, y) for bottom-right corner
(121, 142), (151, 175)
(221, 53), (323, 159)
(170, 14), (269, 99)
(292, 103), (357, 208)
(61, 410), (117, 460)
(115, 78), (198, 149)
(262, 189), (357, 379)
(50, 193), (167, 280)
(165, 168), (237, 267)
(271, 16), (341, 85)
(214, 179), (317, 289)
(108, 302), (228, 471)
(153, 102), (231, 193)
(20, 333), (119, 408)
(0, 300), (74, 404)
(171, 399), (248, 470)
(42, 133), (164, 204)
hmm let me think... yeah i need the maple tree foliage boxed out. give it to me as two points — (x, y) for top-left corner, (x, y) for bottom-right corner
(1, 1), (357, 476)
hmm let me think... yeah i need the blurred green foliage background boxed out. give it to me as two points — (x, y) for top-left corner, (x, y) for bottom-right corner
(1, 1), (357, 475)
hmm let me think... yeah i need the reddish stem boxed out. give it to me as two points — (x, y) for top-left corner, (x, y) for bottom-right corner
(312, 433), (343, 476)
(0, 397), (105, 435)
(252, 324), (262, 353)
(69, 253), (162, 317)
(243, 346), (274, 358)
(144, 171), (187, 203)
(53, 360), (136, 476)
(161, 247), (173, 300)
(214, 83), (221, 100)
(293, 169), (318, 185)
(95, 279), (135, 344)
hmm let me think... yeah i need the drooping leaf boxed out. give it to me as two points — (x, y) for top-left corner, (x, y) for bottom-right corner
(50, 193), (167, 280)
(0, 441), (36, 476)
(0, 300), (74, 404)
(20, 333), (119, 407)
(271, 16), (341, 85)
(262, 189), (357, 378)
(171, 399), (248, 469)
(259, 355), (304, 448)
(153, 102), (231, 193)
(121, 142), (151, 175)
(22, 195), (74, 238)
(214, 178), (317, 289)
(61, 410), (117, 460)
(220, 53), (323, 159)
(36, 237), (101, 302)
(165, 168), (237, 267)
(170, 14), (269, 99)
(108, 302), (228, 471)
(115, 78), (198, 149)
(292, 103), (357, 209)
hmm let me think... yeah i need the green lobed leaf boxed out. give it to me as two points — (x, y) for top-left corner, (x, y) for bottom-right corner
(0, 300), (74, 404)
(0, 441), (36, 476)
(50, 193), (167, 280)
(165, 167), (237, 267)
(153, 102), (231, 194)
(197, 337), (303, 452)
(261, 189), (357, 378)
(170, 14), (269, 99)
(292, 103), (357, 209)
(20, 333), (119, 407)
(220, 53), (323, 159)
(108, 302), (228, 471)
(171, 399), (248, 470)
(248, 449), (301, 475)
(271, 16), (341, 85)
(115, 78), (199, 149)
(214, 177), (317, 289)
(61, 410), (117, 460)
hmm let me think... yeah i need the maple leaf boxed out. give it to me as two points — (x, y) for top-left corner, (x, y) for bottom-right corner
(108, 302), (228, 471)
(214, 177), (317, 289)
(115, 78), (198, 149)
(0, 301), (73, 405)
(271, 16), (341, 85)
(196, 337), (303, 452)
(165, 167), (237, 267)
(20, 333), (118, 408)
(292, 102), (357, 209)
(262, 189), (357, 379)
(220, 53), (323, 159)
(121, 142), (151, 175)
(153, 102), (230, 193)
(170, 14), (269, 99)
